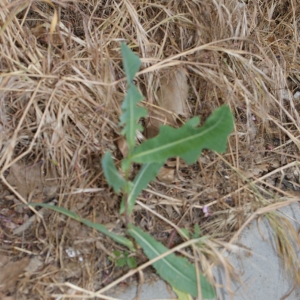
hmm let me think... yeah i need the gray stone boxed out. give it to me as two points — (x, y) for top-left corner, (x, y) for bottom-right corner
(110, 203), (300, 299)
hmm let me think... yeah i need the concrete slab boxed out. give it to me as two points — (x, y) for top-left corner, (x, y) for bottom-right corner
(216, 202), (300, 300)
(109, 202), (300, 300)
(110, 276), (176, 300)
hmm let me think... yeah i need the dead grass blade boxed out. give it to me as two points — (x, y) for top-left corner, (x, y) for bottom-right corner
(1, 0), (300, 297)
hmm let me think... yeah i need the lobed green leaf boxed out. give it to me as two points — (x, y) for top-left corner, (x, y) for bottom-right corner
(101, 152), (126, 194)
(130, 105), (234, 164)
(120, 43), (147, 154)
(120, 84), (147, 152)
(128, 225), (216, 298)
(121, 42), (141, 84)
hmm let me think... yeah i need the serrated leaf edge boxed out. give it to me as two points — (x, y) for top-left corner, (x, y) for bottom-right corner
(131, 106), (233, 162)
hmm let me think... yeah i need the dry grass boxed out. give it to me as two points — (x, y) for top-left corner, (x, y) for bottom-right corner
(1, 0), (300, 298)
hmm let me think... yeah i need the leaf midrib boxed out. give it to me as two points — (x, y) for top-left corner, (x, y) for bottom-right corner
(132, 109), (229, 161)
(130, 227), (195, 285)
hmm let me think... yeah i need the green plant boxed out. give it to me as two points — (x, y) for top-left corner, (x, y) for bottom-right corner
(109, 250), (137, 268)
(31, 43), (234, 299)
(180, 224), (202, 240)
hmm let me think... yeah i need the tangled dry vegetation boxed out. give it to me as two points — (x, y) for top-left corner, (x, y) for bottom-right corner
(1, 0), (300, 299)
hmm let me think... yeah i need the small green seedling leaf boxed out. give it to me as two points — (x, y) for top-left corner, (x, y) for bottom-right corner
(127, 256), (137, 268)
(130, 105), (234, 164)
(101, 152), (127, 194)
(111, 250), (137, 268)
(113, 250), (121, 257)
(28, 203), (135, 251)
(121, 42), (141, 84)
(116, 257), (127, 267)
(128, 225), (216, 298)
(192, 224), (201, 239)
(120, 162), (163, 214)
(120, 84), (147, 152)
(120, 43), (147, 153)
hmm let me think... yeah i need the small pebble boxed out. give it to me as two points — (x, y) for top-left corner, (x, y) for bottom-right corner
(294, 91), (300, 100)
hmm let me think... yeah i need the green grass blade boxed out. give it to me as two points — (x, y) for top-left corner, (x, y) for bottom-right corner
(130, 105), (234, 164)
(101, 152), (126, 193)
(121, 42), (141, 84)
(128, 225), (216, 298)
(28, 203), (135, 251)
(120, 162), (163, 214)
